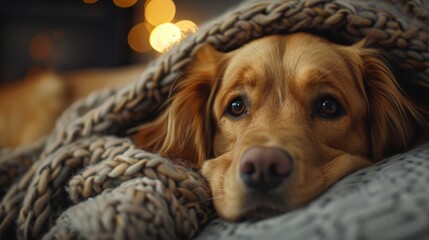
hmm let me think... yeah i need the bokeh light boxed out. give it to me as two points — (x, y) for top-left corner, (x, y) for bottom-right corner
(128, 23), (152, 53)
(143, 21), (155, 33)
(29, 33), (52, 61)
(176, 20), (198, 37)
(113, 0), (137, 8)
(149, 23), (181, 53)
(83, 0), (98, 4)
(145, 0), (176, 26)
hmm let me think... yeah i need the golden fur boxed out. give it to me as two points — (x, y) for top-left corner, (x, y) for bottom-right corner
(134, 33), (429, 221)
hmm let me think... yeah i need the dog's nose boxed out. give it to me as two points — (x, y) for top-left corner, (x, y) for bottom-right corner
(240, 147), (292, 190)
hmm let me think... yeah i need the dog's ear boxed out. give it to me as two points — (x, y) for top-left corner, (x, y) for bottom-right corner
(350, 46), (429, 160)
(133, 44), (227, 167)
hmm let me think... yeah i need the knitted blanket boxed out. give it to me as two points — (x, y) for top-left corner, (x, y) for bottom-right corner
(1, 0), (428, 239)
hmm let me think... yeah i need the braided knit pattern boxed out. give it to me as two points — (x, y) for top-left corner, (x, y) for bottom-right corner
(1, 137), (211, 239)
(0, 0), (428, 239)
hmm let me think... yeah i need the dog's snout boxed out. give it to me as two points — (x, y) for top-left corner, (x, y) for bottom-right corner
(239, 147), (292, 190)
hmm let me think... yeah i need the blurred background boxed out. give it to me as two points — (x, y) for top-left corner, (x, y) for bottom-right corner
(0, 0), (241, 85)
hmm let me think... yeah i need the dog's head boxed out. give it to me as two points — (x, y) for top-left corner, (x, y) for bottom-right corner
(134, 33), (429, 221)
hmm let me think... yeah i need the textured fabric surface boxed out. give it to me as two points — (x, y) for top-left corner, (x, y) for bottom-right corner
(1, 135), (212, 239)
(197, 141), (429, 240)
(0, 0), (428, 239)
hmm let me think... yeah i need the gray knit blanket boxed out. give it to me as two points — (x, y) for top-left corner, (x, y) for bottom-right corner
(1, 0), (428, 239)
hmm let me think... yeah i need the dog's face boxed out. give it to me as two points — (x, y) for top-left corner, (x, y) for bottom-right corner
(134, 33), (428, 221)
(204, 35), (373, 220)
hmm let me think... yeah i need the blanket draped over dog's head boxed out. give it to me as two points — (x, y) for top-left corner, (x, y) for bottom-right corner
(1, 0), (428, 239)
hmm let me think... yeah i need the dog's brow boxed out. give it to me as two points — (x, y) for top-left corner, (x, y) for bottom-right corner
(305, 68), (335, 80)
(303, 71), (343, 93)
(225, 65), (259, 90)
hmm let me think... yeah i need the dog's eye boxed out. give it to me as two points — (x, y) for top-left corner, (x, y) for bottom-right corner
(227, 97), (246, 118)
(316, 96), (342, 118)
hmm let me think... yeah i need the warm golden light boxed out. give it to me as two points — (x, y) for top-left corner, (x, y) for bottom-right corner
(83, 0), (98, 4)
(145, 0), (176, 26)
(176, 20), (198, 37)
(113, 0), (137, 8)
(149, 23), (181, 53)
(29, 33), (52, 61)
(144, 21), (155, 33)
(128, 23), (152, 53)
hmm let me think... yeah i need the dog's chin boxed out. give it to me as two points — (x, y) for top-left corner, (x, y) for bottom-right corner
(237, 205), (285, 222)
(223, 192), (288, 222)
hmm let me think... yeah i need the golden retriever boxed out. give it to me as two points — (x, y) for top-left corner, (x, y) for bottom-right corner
(134, 33), (429, 221)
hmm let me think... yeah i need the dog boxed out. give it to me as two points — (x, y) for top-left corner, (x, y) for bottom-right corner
(134, 33), (429, 221)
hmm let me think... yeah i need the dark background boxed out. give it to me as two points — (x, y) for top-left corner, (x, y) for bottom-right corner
(0, 0), (241, 85)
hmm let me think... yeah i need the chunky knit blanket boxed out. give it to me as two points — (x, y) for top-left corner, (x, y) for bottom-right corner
(1, 0), (429, 239)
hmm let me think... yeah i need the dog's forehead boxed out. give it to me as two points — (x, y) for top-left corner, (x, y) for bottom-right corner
(222, 38), (287, 89)
(223, 34), (349, 90)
